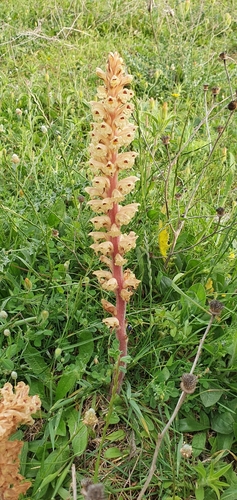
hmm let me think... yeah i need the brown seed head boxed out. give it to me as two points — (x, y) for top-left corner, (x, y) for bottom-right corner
(228, 100), (237, 111)
(203, 84), (209, 91)
(209, 299), (224, 316)
(216, 207), (225, 218)
(180, 373), (197, 394)
(212, 86), (220, 96)
(219, 52), (227, 61)
(161, 135), (170, 146)
(81, 480), (105, 500)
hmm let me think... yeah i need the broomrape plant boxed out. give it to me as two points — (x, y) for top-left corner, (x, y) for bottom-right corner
(0, 382), (41, 500)
(86, 52), (140, 393)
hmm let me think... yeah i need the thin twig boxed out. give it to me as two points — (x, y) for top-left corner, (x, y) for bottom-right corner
(137, 313), (215, 500)
(71, 464), (77, 500)
(164, 109), (235, 267)
(204, 88), (212, 152)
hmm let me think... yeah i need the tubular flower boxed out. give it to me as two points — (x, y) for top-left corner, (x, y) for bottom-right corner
(87, 52), (140, 392)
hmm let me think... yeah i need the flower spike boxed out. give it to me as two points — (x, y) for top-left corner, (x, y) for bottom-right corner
(86, 52), (140, 392)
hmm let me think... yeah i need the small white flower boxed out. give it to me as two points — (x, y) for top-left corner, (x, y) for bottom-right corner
(15, 108), (22, 116)
(41, 125), (48, 134)
(3, 329), (10, 336)
(11, 371), (18, 380)
(12, 153), (20, 164)
(180, 443), (192, 458)
(0, 310), (8, 319)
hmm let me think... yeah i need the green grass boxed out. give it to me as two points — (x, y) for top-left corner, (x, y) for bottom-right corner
(0, 0), (237, 499)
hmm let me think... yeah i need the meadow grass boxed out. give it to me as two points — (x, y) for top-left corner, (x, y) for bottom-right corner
(0, 0), (237, 499)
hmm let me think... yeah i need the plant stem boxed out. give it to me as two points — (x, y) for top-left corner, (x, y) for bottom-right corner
(137, 313), (215, 499)
(94, 362), (120, 482)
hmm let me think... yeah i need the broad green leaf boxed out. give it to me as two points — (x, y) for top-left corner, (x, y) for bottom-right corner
(200, 389), (223, 407)
(211, 412), (234, 434)
(23, 344), (51, 384)
(179, 415), (209, 432)
(166, 497), (182, 500)
(57, 487), (71, 500)
(192, 432), (207, 457)
(107, 430), (126, 442)
(210, 433), (233, 455)
(52, 460), (73, 496)
(67, 409), (80, 439)
(195, 486), (204, 500)
(104, 447), (124, 459)
(106, 411), (120, 424)
(1, 358), (14, 371)
(32, 447), (69, 498)
(55, 370), (78, 400)
(71, 422), (88, 456)
(221, 487), (237, 499)
(75, 329), (94, 366)
(48, 408), (63, 450)
(188, 283), (206, 306)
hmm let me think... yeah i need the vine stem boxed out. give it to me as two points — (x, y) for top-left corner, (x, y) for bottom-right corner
(137, 313), (215, 500)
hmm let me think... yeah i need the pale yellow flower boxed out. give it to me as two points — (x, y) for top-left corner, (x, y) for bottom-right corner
(102, 317), (120, 328)
(111, 189), (125, 203)
(88, 198), (114, 213)
(119, 232), (138, 254)
(107, 223), (121, 237)
(90, 241), (113, 255)
(120, 289), (133, 302)
(114, 254), (127, 266)
(116, 151), (138, 170)
(83, 408), (98, 428)
(89, 231), (108, 242)
(117, 176), (139, 195)
(115, 203), (140, 226)
(92, 176), (110, 190)
(101, 299), (117, 316)
(93, 270), (113, 284)
(90, 215), (111, 230)
(101, 278), (118, 292)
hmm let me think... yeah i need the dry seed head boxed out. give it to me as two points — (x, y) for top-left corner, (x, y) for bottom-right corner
(203, 84), (209, 91)
(161, 135), (170, 145)
(209, 299), (224, 316)
(211, 86), (220, 96)
(228, 100), (237, 111)
(216, 207), (225, 218)
(219, 52), (227, 61)
(81, 481), (105, 500)
(180, 373), (197, 394)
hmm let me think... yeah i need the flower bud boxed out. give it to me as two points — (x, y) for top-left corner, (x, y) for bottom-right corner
(0, 310), (8, 319)
(41, 310), (49, 321)
(11, 154), (20, 164)
(41, 125), (48, 133)
(11, 371), (18, 380)
(4, 329), (10, 336)
(55, 348), (62, 359)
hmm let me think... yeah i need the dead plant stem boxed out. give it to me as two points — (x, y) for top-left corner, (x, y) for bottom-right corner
(137, 313), (215, 499)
